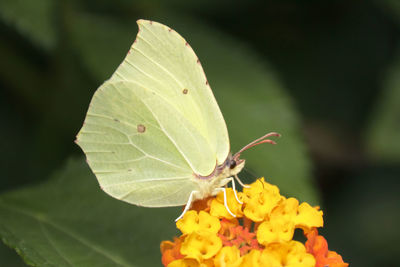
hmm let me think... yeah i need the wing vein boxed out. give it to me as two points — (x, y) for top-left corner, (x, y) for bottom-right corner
(104, 175), (192, 187)
(110, 86), (189, 171)
(106, 84), (163, 130)
(136, 90), (201, 173)
(89, 156), (147, 164)
(132, 46), (184, 89)
(124, 58), (165, 87)
(140, 185), (188, 205)
(112, 80), (208, 174)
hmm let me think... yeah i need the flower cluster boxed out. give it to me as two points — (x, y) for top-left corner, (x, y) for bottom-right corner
(161, 178), (348, 267)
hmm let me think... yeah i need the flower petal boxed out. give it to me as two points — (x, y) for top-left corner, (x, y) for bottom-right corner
(180, 231), (222, 261)
(177, 211), (221, 235)
(257, 218), (295, 245)
(214, 246), (242, 267)
(295, 203), (323, 230)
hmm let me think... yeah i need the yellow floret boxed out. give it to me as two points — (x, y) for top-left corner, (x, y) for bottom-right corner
(214, 246), (242, 267)
(239, 249), (262, 267)
(257, 217), (295, 244)
(210, 188), (244, 219)
(176, 211), (221, 235)
(270, 197), (299, 221)
(294, 202), (323, 230)
(242, 178), (283, 222)
(263, 241), (316, 267)
(180, 231), (222, 261)
(167, 258), (199, 267)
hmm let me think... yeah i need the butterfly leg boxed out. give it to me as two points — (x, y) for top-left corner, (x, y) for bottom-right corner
(225, 177), (242, 204)
(234, 174), (250, 188)
(214, 187), (236, 218)
(175, 190), (199, 222)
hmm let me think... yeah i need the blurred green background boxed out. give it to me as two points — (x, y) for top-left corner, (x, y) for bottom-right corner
(0, 0), (399, 266)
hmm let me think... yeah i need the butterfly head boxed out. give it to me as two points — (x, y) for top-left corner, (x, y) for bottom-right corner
(225, 155), (245, 177)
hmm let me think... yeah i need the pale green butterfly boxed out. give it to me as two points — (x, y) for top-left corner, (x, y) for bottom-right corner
(76, 19), (279, 220)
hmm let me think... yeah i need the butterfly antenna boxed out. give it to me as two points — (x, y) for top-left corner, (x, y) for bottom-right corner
(233, 132), (281, 160)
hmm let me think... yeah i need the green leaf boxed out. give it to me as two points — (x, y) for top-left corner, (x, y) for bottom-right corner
(0, 242), (26, 267)
(68, 13), (318, 204)
(366, 49), (400, 163)
(0, 0), (57, 50)
(0, 158), (179, 266)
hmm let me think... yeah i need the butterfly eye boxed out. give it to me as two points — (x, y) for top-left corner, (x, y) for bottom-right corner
(229, 160), (237, 169)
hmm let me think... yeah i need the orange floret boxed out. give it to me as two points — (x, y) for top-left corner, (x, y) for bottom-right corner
(161, 236), (185, 266)
(218, 218), (262, 256)
(305, 228), (348, 267)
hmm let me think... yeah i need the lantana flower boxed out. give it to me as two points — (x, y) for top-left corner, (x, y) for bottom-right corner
(161, 178), (348, 267)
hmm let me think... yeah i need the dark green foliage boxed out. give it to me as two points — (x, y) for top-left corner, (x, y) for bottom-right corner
(0, 159), (179, 266)
(0, 0), (399, 266)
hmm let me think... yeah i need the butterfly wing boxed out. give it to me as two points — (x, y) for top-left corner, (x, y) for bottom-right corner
(76, 20), (230, 207)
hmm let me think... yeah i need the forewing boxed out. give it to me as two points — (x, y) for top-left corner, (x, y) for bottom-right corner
(77, 20), (230, 207)
(111, 19), (230, 175)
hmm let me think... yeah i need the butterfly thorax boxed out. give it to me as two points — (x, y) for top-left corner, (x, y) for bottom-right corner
(193, 155), (245, 200)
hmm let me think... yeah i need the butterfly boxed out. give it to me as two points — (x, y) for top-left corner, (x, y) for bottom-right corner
(76, 19), (280, 220)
